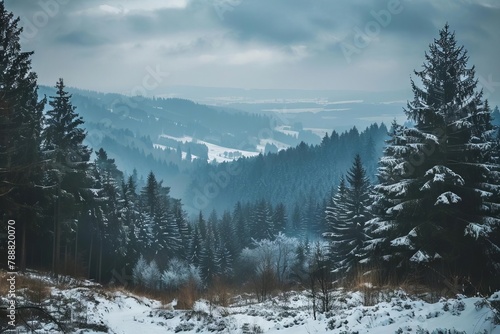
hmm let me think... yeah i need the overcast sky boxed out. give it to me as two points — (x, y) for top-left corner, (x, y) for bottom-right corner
(5, 0), (500, 104)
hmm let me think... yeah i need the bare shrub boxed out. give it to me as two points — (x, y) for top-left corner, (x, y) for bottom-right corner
(177, 279), (199, 310)
(251, 264), (278, 302)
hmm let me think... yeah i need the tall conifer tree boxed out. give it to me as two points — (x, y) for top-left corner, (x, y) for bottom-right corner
(325, 155), (372, 274)
(0, 2), (47, 272)
(372, 24), (500, 286)
(43, 78), (91, 276)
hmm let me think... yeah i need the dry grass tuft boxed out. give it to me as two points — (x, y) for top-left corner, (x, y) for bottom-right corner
(205, 277), (234, 308)
(19, 276), (52, 305)
(177, 279), (199, 310)
(340, 266), (443, 306)
(0, 271), (52, 305)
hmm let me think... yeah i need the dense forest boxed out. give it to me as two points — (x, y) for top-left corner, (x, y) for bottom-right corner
(184, 123), (387, 214)
(1, 1), (499, 308)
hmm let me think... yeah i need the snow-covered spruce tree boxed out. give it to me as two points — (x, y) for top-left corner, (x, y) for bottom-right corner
(251, 199), (275, 241)
(273, 202), (287, 237)
(189, 225), (202, 267)
(137, 172), (157, 257)
(199, 223), (217, 284)
(173, 198), (191, 261)
(232, 201), (249, 251)
(44, 78), (91, 168)
(324, 155), (372, 275)
(218, 210), (238, 260)
(93, 148), (127, 278)
(214, 240), (233, 278)
(122, 175), (140, 271)
(0, 2), (45, 208)
(363, 136), (377, 182)
(364, 120), (408, 261)
(324, 176), (348, 269)
(371, 24), (500, 287)
(157, 194), (182, 263)
(138, 171), (181, 263)
(291, 203), (307, 239)
(303, 191), (320, 238)
(208, 209), (220, 246)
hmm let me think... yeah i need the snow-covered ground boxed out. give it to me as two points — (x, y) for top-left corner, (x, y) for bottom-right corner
(76, 289), (500, 334)
(5, 270), (498, 334)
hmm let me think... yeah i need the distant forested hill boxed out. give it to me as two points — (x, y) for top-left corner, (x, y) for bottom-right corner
(184, 123), (388, 214)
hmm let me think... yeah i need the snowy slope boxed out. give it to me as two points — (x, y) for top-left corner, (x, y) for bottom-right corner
(4, 271), (498, 333)
(68, 287), (500, 333)
(83, 290), (499, 334)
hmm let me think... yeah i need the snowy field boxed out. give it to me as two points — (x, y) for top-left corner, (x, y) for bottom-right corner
(5, 272), (498, 334)
(74, 290), (500, 334)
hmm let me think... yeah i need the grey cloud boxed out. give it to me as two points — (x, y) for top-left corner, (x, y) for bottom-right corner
(56, 30), (109, 46)
(126, 14), (156, 35)
(124, 9), (215, 36)
(2, 0), (498, 105)
(159, 36), (216, 56)
(221, 2), (315, 44)
(449, 3), (500, 46)
(346, 1), (438, 46)
(215, 0), (351, 46)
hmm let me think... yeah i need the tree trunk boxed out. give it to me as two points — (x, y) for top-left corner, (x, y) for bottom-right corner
(52, 183), (62, 278)
(98, 236), (103, 283)
(64, 243), (68, 274)
(88, 232), (93, 279)
(52, 191), (57, 276)
(310, 273), (317, 320)
(55, 191), (61, 277)
(74, 221), (78, 276)
(20, 218), (26, 272)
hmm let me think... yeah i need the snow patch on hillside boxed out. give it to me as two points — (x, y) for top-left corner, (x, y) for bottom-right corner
(256, 138), (290, 152)
(158, 134), (260, 162)
(275, 126), (299, 137)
